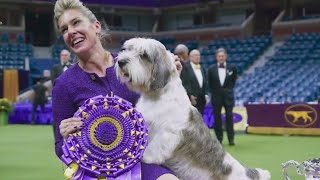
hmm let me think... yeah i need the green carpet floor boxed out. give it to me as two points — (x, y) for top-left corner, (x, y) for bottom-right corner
(0, 125), (319, 180)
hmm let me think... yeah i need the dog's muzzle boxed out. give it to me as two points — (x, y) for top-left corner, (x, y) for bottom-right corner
(116, 61), (131, 83)
(118, 60), (127, 68)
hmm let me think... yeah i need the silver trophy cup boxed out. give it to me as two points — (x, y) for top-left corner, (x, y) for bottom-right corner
(282, 158), (320, 180)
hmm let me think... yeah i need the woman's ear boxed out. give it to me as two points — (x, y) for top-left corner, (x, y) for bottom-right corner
(94, 20), (102, 34)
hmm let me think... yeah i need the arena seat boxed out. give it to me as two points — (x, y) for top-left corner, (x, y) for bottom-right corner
(52, 35), (73, 59)
(29, 58), (59, 78)
(0, 33), (33, 70)
(235, 32), (320, 103)
(201, 35), (272, 74)
(283, 15), (320, 21)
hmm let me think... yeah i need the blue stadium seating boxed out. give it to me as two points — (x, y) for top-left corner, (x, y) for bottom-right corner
(177, 23), (232, 30)
(29, 58), (59, 79)
(158, 37), (177, 52)
(201, 35), (272, 74)
(0, 33), (33, 70)
(51, 35), (75, 60)
(283, 15), (320, 21)
(235, 32), (320, 103)
(1, 33), (9, 43)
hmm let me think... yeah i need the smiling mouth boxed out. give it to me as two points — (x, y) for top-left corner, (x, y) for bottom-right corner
(123, 72), (129, 77)
(72, 38), (85, 47)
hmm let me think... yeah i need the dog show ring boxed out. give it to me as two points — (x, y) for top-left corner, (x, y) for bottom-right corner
(61, 94), (148, 180)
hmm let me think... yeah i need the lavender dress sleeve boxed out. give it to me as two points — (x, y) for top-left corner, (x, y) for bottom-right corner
(52, 77), (77, 157)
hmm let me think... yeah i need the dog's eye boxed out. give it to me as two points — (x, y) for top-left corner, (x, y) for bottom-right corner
(120, 47), (126, 52)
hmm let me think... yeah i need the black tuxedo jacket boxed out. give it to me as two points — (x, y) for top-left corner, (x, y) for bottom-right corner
(181, 62), (208, 106)
(207, 64), (237, 106)
(50, 63), (71, 83)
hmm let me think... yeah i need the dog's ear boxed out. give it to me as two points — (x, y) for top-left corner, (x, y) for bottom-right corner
(149, 52), (171, 91)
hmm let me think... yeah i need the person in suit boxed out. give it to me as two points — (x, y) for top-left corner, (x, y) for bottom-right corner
(174, 44), (189, 63)
(182, 49), (208, 115)
(50, 49), (71, 83)
(50, 49), (71, 134)
(208, 48), (238, 146)
(174, 44), (191, 96)
(31, 78), (48, 124)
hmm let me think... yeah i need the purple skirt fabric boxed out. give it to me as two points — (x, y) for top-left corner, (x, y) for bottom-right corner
(141, 163), (174, 180)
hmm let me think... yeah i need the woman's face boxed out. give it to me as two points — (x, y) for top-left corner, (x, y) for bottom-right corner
(58, 9), (101, 55)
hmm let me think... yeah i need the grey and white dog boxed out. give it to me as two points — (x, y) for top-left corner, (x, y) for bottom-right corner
(115, 38), (271, 180)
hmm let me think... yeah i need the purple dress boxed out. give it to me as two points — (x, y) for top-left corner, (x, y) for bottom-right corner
(52, 56), (174, 180)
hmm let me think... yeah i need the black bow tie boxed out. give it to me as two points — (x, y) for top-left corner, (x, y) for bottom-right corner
(219, 63), (225, 68)
(62, 63), (68, 67)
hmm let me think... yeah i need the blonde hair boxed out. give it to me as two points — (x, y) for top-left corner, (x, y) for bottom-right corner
(54, 0), (109, 46)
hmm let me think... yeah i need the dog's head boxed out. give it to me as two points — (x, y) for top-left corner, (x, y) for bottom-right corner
(115, 38), (176, 93)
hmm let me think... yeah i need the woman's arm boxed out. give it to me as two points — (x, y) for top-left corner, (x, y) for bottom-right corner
(52, 78), (76, 157)
(157, 174), (180, 180)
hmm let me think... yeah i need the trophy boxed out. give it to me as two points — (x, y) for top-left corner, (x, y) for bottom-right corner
(61, 94), (148, 179)
(282, 158), (320, 180)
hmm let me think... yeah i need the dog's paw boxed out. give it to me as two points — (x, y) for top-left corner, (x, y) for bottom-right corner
(142, 155), (157, 164)
(142, 154), (165, 165)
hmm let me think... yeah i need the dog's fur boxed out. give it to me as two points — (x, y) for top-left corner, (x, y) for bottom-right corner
(115, 38), (271, 180)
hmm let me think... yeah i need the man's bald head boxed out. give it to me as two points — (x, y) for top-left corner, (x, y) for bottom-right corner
(60, 49), (70, 64)
(174, 44), (189, 61)
(189, 49), (201, 65)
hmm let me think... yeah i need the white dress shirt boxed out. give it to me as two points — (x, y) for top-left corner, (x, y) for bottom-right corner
(62, 63), (70, 72)
(218, 62), (226, 86)
(63, 66), (68, 72)
(191, 62), (203, 88)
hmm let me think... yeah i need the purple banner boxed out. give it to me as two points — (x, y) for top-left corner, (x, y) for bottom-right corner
(9, 103), (53, 125)
(246, 104), (320, 129)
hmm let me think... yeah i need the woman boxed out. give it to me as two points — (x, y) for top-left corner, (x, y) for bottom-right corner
(52, 0), (181, 179)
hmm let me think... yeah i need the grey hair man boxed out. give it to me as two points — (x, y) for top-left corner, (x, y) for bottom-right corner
(208, 48), (238, 146)
(174, 44), (189, 62)
(182, 49), (208, 115)
(50, 49), (71, 83)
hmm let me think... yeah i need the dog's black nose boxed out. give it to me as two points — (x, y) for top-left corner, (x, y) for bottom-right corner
(118, 60), (127, 68)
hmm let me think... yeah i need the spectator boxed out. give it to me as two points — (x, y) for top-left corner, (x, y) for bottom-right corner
(31, 79), (48, 124)
(207, 48), (238, 146)
(180, 49), (208, 115)
(50, 49), (71, 83)
(174, 44), (189, 63)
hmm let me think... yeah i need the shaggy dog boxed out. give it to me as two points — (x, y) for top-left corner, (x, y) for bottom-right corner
(115, 37), (271, 180)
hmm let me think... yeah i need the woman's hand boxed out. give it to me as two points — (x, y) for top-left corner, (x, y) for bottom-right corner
(59, 117), (83, 139)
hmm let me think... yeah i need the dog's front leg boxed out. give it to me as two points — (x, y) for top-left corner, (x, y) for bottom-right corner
(143, 132), (179, 165)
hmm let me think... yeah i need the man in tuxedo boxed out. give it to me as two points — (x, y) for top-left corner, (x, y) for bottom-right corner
(50, 49), (71, 83)
(182, 49), (208, 115)
(174, 44), (191, 95)
(50, 49), (71, 135)
(208, 48), (238, 145)
(174, 44), (189, 63)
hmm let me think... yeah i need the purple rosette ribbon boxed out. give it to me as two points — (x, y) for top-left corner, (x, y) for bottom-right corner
(61, 94), (148, 180)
